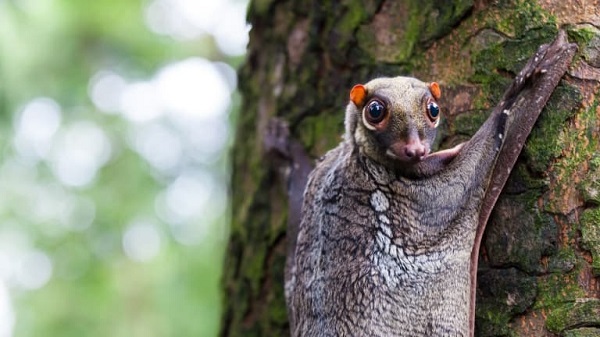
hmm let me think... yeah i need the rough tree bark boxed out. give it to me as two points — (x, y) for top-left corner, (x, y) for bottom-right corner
(222, 1), (600, 336)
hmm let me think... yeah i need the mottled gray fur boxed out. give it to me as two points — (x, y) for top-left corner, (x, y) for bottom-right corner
(285, 33), (576, 337)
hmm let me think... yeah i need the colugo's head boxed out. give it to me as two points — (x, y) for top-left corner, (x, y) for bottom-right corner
(345, 76), (442, 168)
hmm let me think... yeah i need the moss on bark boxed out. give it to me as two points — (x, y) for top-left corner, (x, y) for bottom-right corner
(224, 1), (600, 336)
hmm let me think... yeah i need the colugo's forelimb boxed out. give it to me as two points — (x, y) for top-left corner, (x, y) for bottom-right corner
(468, 30), (577, 336)
(277, 31), (576, 337)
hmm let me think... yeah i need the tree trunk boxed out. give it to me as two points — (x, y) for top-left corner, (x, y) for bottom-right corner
(222, 1), (600, 336)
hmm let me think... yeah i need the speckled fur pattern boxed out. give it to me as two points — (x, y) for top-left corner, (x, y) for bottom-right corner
(285, 32), (576, 337)
(287, 92), (499, 336)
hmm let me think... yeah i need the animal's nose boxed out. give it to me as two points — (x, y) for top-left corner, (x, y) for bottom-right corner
(404, 142), (425, 159)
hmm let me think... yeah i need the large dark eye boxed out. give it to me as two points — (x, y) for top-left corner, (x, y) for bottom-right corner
(365, 99), (387, 124)
(426, 101), (440, 125)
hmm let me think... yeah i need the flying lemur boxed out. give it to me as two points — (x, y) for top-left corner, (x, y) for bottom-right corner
(275, 32), (576, 337)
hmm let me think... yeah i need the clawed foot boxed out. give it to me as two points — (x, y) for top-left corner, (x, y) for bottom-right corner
(508, 30), (578, 95)
(429, 142), (465, 163)
(411, 142), (466, 176)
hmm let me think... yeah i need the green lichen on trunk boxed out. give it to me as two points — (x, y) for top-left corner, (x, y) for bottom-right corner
(475, 268), (537, 336)
(580, 208), (600, 275)
(535, 271), (586, 310)
(564, 328), (600, 337)
(356, 0), (473, 64)
(580, 155), (600, 206)
(225, 0), (600, 336)
(524, 83), (582, 173)
(546, 299), (600, 333)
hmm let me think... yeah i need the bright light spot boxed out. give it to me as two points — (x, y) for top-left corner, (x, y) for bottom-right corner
(122, 221), (161, 262)
(0, 252), (11, 283)
(213, 61), (238, 92)
(154, 190), (211, 246)
(202, 185), (228, 222)
(0, 281), (14, 337)
(115, 58), (233, 131)
(170, 0), (222, 32)
(155, 58), (232, 119)
(15, 250), (53, 290)
(212, 2), (250, 56)
(0, 228), (30, 287)
(13, 97), (62, 161)
(120, 81), (163, 123)
(165, 172), (214, 220)
(89, 70), (127, 114)
(131, 122), (183, 174)
(144, 0), (250, 56)
(51, 121), (112, 187)
(159, 187), (226, 245)
(169, 222), (206, 246)
(154, 171), (227, 245)
(186, 117), (229, 163)
(145, 0), (198, 40)
(121, 58), (235, 168)
(27, 184), (72, 232)
(0, 228), (31, 263)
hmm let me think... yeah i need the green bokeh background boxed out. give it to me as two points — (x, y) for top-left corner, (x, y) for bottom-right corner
(0, 1), (246, 336)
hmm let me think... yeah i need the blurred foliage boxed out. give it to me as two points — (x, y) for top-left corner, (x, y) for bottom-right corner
(0, 0), (245, 336)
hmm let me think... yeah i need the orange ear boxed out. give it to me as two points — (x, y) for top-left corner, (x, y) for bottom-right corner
(350, 84), (367, 107)
(429, 82), (441, 100)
